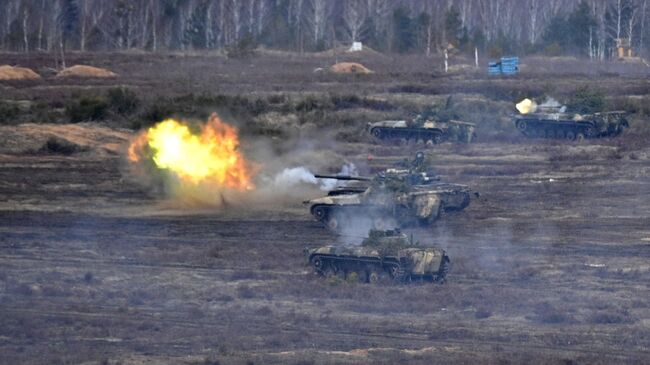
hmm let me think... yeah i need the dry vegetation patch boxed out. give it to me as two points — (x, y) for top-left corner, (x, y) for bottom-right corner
(56, 65), (118, 78)
(330, 62), (373, 74)
(0, 123), (131, 155)
(0, 65), (41, 80)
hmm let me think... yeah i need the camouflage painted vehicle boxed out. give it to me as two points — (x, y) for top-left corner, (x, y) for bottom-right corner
(324, 152), (439, 197)
(514, 102), (629, 140)
(305, 229), (450, 283)
(304, 170), (471, 231)
(368, 117), (476, 144)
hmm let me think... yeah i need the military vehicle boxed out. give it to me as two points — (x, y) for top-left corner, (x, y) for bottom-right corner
(514, 99), (629, 140)
(368, 97), (476, 145)
(304, 170), (471, 231)
(368, 119), (476, 144)
(305, 229), (450, 283)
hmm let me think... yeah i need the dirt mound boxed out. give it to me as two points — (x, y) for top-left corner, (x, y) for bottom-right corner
(330, 62), (372, 74)
(0, 65), (41, 80)
(0, 123), (131, 156)
(56, 65), (117, 78)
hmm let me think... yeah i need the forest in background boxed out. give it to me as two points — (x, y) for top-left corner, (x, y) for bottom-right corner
(0, 0), (649, 61)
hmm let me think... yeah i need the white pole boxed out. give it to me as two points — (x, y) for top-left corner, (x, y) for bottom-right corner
(444, 49), (448, 73)
(475, 47), (479, 68)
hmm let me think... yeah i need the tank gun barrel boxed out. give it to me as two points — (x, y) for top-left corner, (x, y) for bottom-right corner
(314, 174), (371, 181)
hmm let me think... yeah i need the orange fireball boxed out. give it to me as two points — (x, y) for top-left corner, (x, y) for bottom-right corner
(128, 113), (255, 191)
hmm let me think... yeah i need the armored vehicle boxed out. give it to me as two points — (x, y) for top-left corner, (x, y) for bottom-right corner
(304, 170), (471, 231)
(368, 114), (476, 144)
(514, 99), (628, 140)
(368, 98), (476, 145)
(305, 229), (450, 283)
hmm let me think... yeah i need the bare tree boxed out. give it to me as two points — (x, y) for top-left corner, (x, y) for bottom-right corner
(21, 3), (30, 52)
(0, 0), (645, 59)
(308, 0), (330, 47)
(641, 0), (647, 55)
(529, 0), (540, 44)
(37, 0), (46, 50)
(80, 0), (89, 51)
(343, 0), (366, 43)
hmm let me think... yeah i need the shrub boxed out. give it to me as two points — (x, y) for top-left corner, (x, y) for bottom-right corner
(66, 96), (108, 122)
(29, 102), (59, 124)
(142, 97), (175, 124)
(202, 358), (221, 365)
(0, 102), (20, 123)
(530, 302), (573, 324)
(544, 42), (563, 56)
(566, 86), (604, 114)
(83, 272), (94, 283)
(39, 137), (85, 155)
(296, 95), (333, 112)
(588, 311), (632, 324)
(226, 33), (257, 59)
(330, 94), (361, 109)
(107, 87), (140, 115)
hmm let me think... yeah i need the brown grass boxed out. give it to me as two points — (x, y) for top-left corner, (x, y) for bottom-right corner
(330, 62), (373, 74)
(56, 65), (117, 78)
(0, 65), (41, 80)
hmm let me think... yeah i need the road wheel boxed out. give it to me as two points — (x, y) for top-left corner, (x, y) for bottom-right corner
(555, 129), (565, 139)
(433, 134), (443, 144)
(517, 120), (527, 131)
(368, 270), (381, 284)
(566, 131), (576, 141)
(584, 126), (595, 138)
(311, 257), (325, 273)
(312, 206), (328, 221)
(576, 133), (585, 142)
(371, 128), (383, 139)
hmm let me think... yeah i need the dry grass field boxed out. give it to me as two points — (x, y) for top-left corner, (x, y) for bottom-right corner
(1, 51), (650, 364)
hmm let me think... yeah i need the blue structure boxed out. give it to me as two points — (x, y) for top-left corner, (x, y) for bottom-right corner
(488, 56), (519, 75)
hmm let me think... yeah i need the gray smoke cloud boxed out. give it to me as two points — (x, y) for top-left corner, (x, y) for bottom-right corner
(264, 163), (358, 192)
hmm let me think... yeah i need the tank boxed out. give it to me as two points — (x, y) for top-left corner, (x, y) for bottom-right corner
(304, 170), (471, 231)
(305, 229), (450, 283)
(513, 100), (629, 140)
(368, 115), (476, 144)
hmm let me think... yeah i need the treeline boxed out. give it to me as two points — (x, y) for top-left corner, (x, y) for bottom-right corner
(0, 0), (648, 59)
